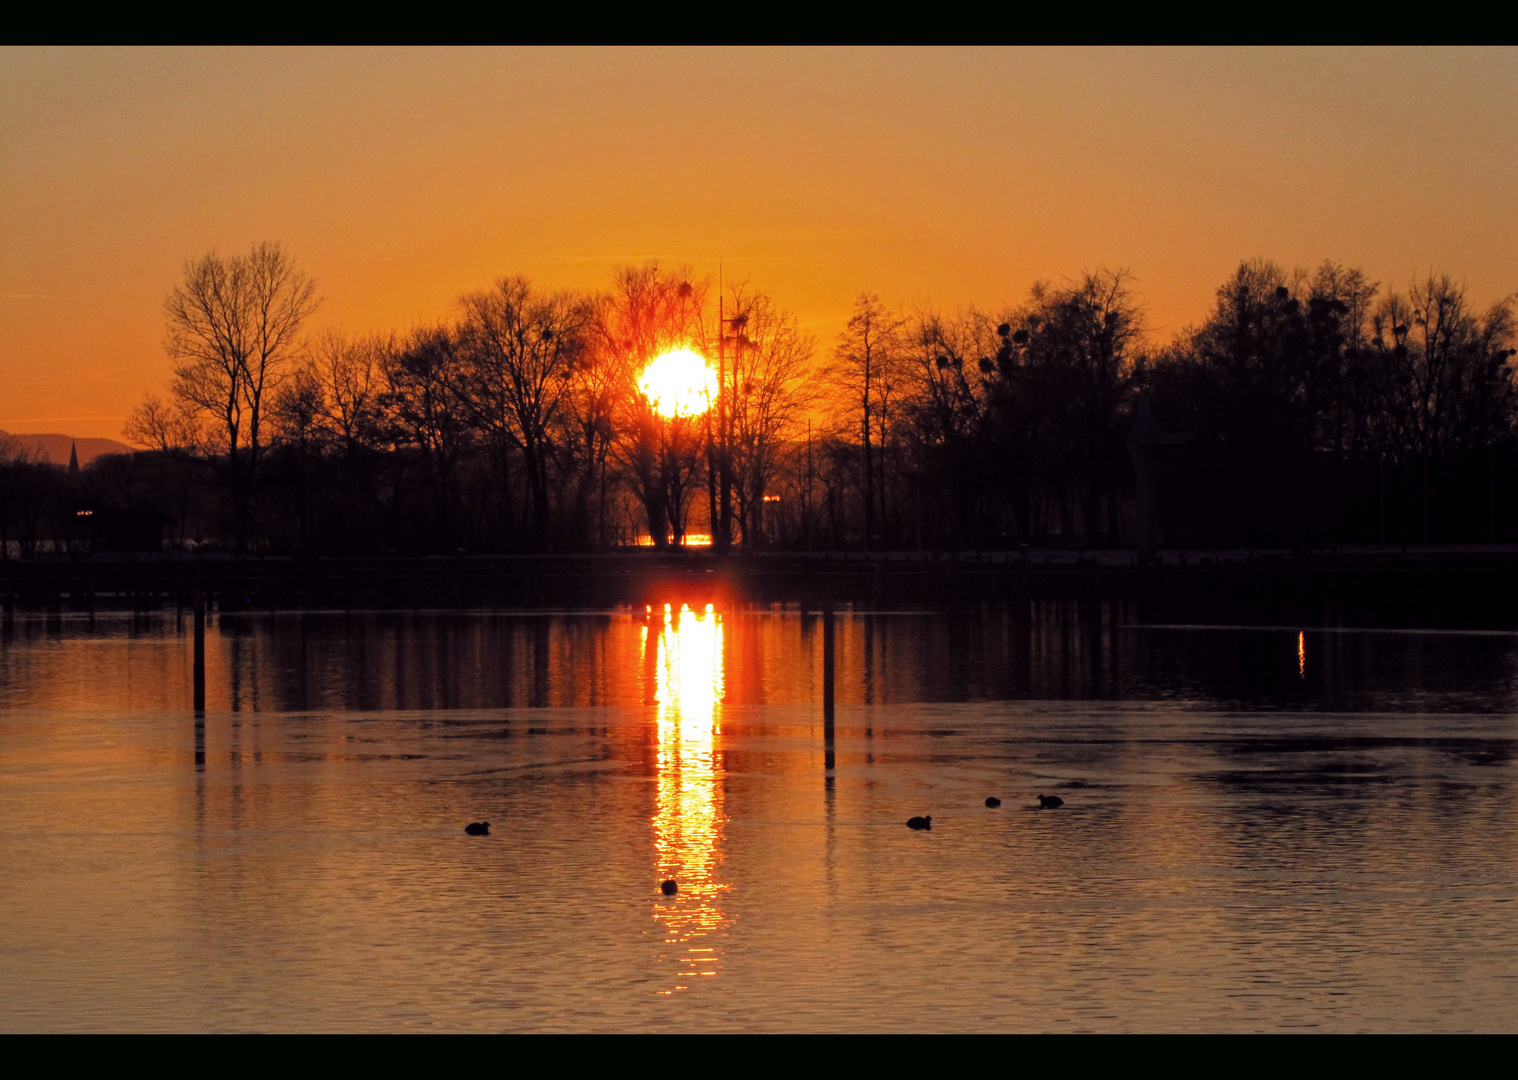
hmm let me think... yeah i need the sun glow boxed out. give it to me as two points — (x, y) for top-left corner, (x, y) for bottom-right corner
(639, 348), (717, 419)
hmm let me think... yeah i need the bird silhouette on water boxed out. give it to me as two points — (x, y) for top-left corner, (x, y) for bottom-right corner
(661, 879), (678, 895)
(1036, 795), (1064, 809)
(906, 815), (932, 830)
(464, 821), (490, 835)
(985, 797), (1002, 808)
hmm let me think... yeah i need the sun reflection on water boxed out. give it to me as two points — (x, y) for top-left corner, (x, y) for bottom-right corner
(647, 603), (728, 993)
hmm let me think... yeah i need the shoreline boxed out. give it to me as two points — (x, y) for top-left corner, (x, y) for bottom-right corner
(5, 546), (1518, 629)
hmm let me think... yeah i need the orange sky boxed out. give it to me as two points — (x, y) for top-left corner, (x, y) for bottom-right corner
(3, 47), (1516, 439)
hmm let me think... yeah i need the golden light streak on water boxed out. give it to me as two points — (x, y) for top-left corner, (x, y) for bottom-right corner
(1299, 631), (1306, 679)
(11, 614), (1518, 1029)
(648, 603), (728, 992)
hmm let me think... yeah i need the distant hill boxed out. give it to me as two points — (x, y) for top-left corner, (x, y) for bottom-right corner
(0, 431), (133, 466)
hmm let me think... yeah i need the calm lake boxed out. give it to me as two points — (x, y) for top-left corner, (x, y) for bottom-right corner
(3, 604), (1517, 1031)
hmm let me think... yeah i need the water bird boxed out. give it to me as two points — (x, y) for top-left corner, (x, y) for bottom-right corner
(906, 815), (932, 830)
(464, 821), (490, 835)
(661, 879), (678, 895)
(1036, 795), (1064, 809)
(985, 797), (1002, 808)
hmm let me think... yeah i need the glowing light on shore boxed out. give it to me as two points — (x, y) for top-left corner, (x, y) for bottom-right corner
(639, 348), (716, 418)
(635, 532), (713, 547)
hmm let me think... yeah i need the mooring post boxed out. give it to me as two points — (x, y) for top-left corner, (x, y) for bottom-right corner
(822, 598), (835, 769)
(192, 589), (206, 717)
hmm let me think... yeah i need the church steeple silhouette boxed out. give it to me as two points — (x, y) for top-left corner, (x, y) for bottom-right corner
(68, 440), (79, 477)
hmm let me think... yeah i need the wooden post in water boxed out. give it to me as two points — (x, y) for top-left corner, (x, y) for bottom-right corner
(192, 590), (206, 717)
(822, 599), (835, 770)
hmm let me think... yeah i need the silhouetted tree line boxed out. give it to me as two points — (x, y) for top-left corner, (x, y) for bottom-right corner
(4, 244), (1515, 558)
(821, 259), (1516, 550)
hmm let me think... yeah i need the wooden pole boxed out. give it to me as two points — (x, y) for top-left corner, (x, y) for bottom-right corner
(822, 599), (835, 769)
(193, 590), (206, 717)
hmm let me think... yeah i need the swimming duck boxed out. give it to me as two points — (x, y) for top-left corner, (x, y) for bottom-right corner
(906, 815), (932, 830)
(464, 821), (490, 835)
(985, 797), (1002, 808)
(661, 879), (678, 895)
(1036, 795), (1064, 809)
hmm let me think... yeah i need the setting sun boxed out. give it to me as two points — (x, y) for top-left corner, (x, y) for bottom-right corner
(638, 348), (717, 419)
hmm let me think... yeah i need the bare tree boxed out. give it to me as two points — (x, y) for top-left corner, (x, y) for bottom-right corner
(304, 330), (388, 454)
(596, 264), (709, 548)
(720, 284), (817, 547)
(267, 329), (392, 553)
(827, 293), (904, 549)
(269, 365), (324, 551)
(1024, 270), (1143, 542)
(556, 322), (622, 548)
(125, 241), (319, 551)
(458, 277), (593, 548)
(901, 305), (1000, 544)
(1372, 272), (1518, 541)
(378, 325), (472, 551)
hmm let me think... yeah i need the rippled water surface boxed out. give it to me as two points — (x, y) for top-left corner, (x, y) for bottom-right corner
(3, 606), (1518, 1031)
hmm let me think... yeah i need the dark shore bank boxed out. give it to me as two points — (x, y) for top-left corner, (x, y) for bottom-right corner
(6, 547), (1518, 630)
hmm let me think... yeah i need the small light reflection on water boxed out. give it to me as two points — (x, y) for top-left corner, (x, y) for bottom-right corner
(649, 604), (729, 992)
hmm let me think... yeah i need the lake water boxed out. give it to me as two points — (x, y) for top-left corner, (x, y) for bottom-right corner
(3, 604), (1518, 1031)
